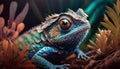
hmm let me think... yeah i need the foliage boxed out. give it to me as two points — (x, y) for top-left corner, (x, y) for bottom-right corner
(0, 39), (36, 69)
(88, 0), (120, 55)
(0, 1), (37, 69)
(101, 0), (120, 47)
(88, 29), (114, 54)
(0, 1), (29, 41)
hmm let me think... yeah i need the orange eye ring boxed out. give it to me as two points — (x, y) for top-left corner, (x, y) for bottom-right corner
(59, 19), (71, 30)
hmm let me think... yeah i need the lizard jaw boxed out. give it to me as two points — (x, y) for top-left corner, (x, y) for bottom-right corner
(49, 23), (90, 45)
(56, 23), (90, 39)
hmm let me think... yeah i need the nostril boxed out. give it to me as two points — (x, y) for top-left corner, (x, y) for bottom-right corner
(87, 17), (89, 20)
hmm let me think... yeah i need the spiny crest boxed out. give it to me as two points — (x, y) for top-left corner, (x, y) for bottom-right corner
(45, 13), (59, 20)
(39, 14), (59, 31)
(65, 8), (88, 22)
(25, 24), (42, 34)
(25, 8), (89, 34)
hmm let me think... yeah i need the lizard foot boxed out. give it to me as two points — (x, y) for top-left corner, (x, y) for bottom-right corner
(76, 49), (88, 60)
(51, 64), (70, 69)
(77, 51), (88, 60)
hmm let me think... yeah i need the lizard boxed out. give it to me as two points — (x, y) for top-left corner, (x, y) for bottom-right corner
(14, 8), (91, 69)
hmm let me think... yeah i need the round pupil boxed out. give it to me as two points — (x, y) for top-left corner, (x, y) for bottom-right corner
(59, 18), (71, 30)
(62, 19), (68, 25)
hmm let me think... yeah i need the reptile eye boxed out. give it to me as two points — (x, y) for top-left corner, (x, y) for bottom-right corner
(59, 19), (71, 30)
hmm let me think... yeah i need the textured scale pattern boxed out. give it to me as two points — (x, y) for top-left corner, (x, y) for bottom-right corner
(14, 8), (91, 69)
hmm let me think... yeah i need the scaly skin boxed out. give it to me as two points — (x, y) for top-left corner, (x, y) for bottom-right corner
(14, 8), (90, 69)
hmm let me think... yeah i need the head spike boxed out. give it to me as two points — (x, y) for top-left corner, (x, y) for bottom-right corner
(76, 8), (88, 18)
(67, 9), (76, 14)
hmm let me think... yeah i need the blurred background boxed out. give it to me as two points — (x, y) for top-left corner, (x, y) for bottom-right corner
(0, 0), (117, 51)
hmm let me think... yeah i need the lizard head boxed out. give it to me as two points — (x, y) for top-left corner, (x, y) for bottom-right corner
(44, 8), (90, 49)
